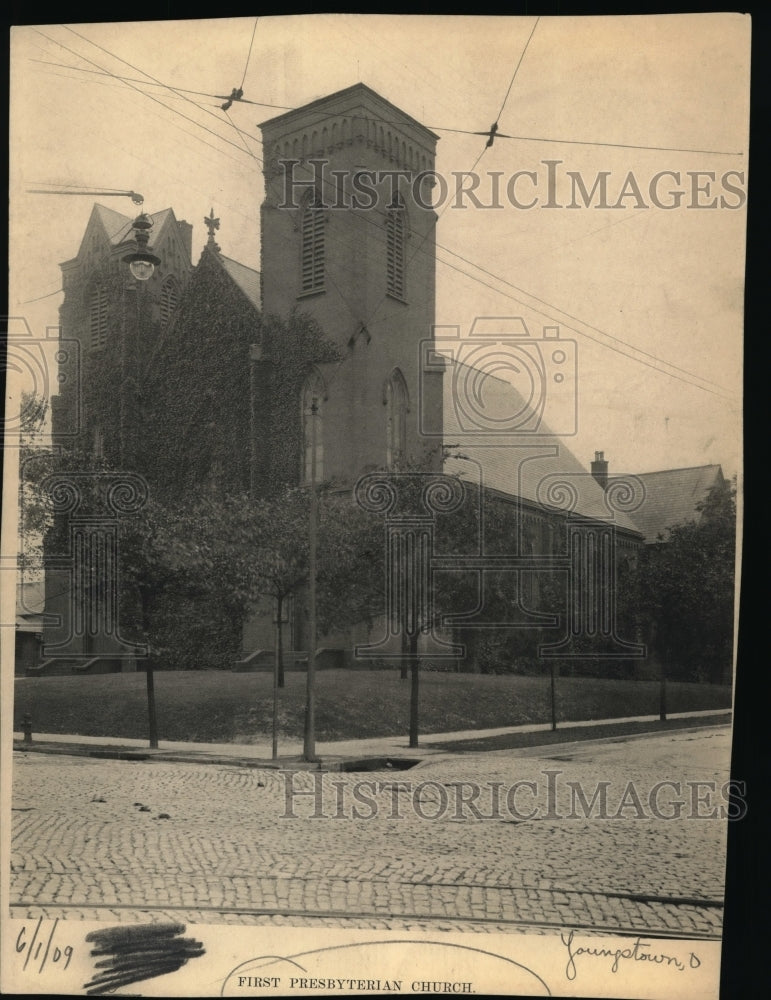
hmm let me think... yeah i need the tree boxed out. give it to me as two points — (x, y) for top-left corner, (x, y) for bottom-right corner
(172, 485), (385, 681)
(636, 477), (737, 685)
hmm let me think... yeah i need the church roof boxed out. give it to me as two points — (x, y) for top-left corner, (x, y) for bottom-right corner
(618, 464), (724, 542)
(440, 355), (642, 535)
(218, 254), (261, 310)
(92, 204), (172, 247)
(259, 82), (440, 144)
(93, 203), (136, 244)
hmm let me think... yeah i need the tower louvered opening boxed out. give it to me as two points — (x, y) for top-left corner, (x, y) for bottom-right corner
(89, 284), (108, 350)
(301, 199), (326, 293)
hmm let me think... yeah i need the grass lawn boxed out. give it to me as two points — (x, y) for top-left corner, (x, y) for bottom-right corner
(13, 669), (732, 744)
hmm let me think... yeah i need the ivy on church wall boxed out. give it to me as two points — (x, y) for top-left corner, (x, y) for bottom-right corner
(141, 249), (257, 501)
(258, 308), (342, 495)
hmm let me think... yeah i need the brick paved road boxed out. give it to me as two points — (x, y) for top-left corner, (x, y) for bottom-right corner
(10, 728), (731, 936)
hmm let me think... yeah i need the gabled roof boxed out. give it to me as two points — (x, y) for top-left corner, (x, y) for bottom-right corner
(439, 354), (641, 534)
(66, 204), (177, 264)
(219, 253), (261, 310)
(619, 465), (724, 542)
(93, 203), (136, 244)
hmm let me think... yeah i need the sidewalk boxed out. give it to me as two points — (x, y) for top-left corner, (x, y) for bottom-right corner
(12, 707), (732, 769)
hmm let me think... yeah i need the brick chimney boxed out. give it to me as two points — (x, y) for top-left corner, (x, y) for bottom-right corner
(591, 450), (609, 490)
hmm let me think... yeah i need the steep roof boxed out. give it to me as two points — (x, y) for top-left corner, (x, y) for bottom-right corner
(92, 204), (172, 248)
(219, 253), (261, 310)
(619, 465), (724, 542)
(93, 203), (136, 244)
(439, 353), (641, 535)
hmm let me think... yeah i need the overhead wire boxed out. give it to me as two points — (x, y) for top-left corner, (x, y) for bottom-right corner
(28, 26), (737, 398)
(31, 53), (743, 157)
(240, 18), (259, 91)
(495, 16), (540, 124)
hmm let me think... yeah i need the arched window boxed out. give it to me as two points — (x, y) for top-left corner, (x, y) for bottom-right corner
(160, 275), (180, 328)
(89, 283), (108, 350)
(385, 369), (408, 469)
(301, 370), (325, 482)
(301, 192), (326, 294)
(386, 198), (406, 300)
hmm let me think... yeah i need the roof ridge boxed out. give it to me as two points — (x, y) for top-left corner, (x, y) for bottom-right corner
(623, 464), (721, 476)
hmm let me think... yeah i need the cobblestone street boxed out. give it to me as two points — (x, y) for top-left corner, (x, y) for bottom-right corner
(10, 728), (731, 937)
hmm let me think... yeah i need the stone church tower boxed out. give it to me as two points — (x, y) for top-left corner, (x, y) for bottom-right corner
(259, 84), (443, 484)
(55, 203), (193, 467)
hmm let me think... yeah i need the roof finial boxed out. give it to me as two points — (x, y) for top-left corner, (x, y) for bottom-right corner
(204, 207), (220, 250)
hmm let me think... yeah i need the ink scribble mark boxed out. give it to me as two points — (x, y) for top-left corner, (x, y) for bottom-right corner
(83, 922), (205, 995)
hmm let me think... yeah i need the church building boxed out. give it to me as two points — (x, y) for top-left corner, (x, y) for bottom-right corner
(35, 84), (722, 679)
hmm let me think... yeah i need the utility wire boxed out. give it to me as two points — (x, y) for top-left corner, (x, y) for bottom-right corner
(34, 28), (257, 165)
(32, 56), (743, 156)
(240, 18), (259, 90)
(30, 59), (294, 108)
(22, 287), (64, 304)
(496, 16), (540, 124)
(32, 28), (735, 397)
(58, 25), (263, 162)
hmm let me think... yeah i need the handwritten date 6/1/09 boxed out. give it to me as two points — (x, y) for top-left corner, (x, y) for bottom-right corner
(16, 918), (74, 974)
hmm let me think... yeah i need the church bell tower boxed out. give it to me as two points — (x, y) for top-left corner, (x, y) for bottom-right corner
(259, 84), (443, 484)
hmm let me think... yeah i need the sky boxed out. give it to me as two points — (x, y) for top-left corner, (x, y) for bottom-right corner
(7, 13), (750, 480)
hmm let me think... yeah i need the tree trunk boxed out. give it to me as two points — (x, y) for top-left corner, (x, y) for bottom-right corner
(549, 660), (558, 731)
(277, 595), (285, 689)
(140, 587), (158, 749)
(409, 631), (419, 748)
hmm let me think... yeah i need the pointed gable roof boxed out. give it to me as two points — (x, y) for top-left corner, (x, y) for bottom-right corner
(619, 465), (724, 542)
(65, 203), (181, 267)
(93, 203), (135, 244)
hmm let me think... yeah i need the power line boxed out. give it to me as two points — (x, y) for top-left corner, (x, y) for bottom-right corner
(30, 28), (736, 398)
(22, 287), (64, 304)
(31, 56), (743, 157)
(33, 28), (257, 166)
(240, 18), (259, 91)
(58, 25), (263, 162)
(30, 58), (294, 109)
(496, 16), (540, 123)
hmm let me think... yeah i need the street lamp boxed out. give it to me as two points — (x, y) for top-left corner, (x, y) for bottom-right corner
(121, 212), (161, 749)
(122, 213), (161, 281)
(303, 396), (320, 763)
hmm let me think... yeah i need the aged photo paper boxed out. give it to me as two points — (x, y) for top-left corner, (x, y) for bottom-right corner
(3, 13), (748, 999)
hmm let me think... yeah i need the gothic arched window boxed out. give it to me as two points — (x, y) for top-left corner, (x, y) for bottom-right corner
(301, 192), (326, 294)
(89, 283), (108, 350)
(385, 369), (408, 469)
(160, 275), (180, 328)
(301, 370), (325, 482)
(386, 198), (406, 300)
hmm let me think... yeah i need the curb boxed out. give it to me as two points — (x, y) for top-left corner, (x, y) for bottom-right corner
(12, 715), (731, 771)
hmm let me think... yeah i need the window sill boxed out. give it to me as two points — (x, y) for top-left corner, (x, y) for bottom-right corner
(386, 291), (408, 305)
(297, 287), (326, 300)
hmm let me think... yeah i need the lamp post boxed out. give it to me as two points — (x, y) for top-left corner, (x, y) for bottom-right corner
(122, 212), (161, 748)
(303, 397), (320, 763)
